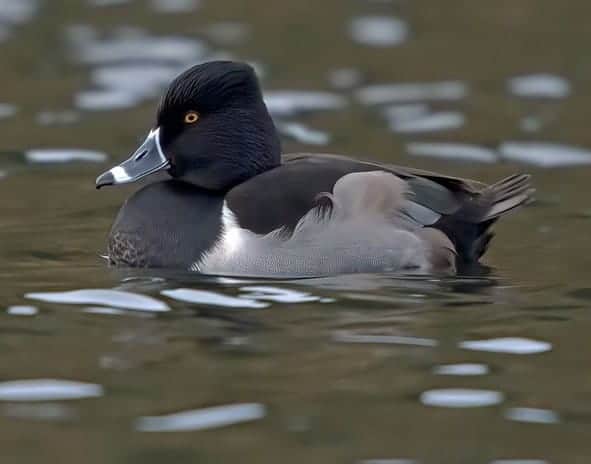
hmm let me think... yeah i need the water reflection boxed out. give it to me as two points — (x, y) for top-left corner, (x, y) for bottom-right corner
(3, 403), (76, 422)
(499, 142), (591, 167)
(389, 110), (464, 134)
(263, 90), (347, 117)
(356, 81), (468, 105)
(508, 74), (571, 99)
(504, 407), (560, 424)
(150, 0), (201, 14)
(432, 363), (489, 376)
(135, 403), (266, 432)
(349, 16), (409, 47)
(0, 102), (16, 119)
(277, 122), (331, 146)
(26, 289), (170, 312)
(406, 142), (497, 163)
(420, 389), (504, 408)
(162, 288), (270, 308)
(490, 461), (549, 464)
(460, 337), (552, 355)
(25, 149), (108, 164)
(0, 379), (103, 401)
(6, 305), (38, 316)
(333, 330), (437, 347)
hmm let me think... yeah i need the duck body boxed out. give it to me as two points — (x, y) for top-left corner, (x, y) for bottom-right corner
(98, 61), (533, 277)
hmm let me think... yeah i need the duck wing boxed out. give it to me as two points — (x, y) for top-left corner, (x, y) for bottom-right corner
(226, 153), (533, 265)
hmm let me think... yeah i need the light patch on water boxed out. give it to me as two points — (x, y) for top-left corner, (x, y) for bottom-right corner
(384, 103), (429, 123)
(508, 73), (571, 99)
(504, 407), (560, 424)
(135, 403), (266, 432)
(0, 25), (9, 42)
(460, 337), (552, 354)
(499, 142), (591, 167)
(88, 0), (130, 5)
(277, 122), (331, 145)
(84, 63), (185, 109)
(26, 149), (107, 163)
(520, 115), (544, 133)
(0, 103), (17, 118)
(420, 388), (504, 408)
(328, 68), (363, 89)
(264, 91), (347, 117)
(82, 306), (154, 318)
(407, 142), (497, 163)
(161, 288), (269, 308)
(76, 89), (143, 111)
(433, 363), (490, 376)
(3, 403), (76, 422)
(91, 63), (182, 97)
(240, 286), (322, 303)
(204, 22), (250, 45)
(6, 305), (38, 316)
(390, 111), (464, 133)
(490, 461), (549, 464)
(72, 32), (207, 65)
(151, 0), (200, 13)
(36, 110), (79, 126)
(350, 16), (409, 47)
(26, 289), (170, 312)
(0, 379), (103, 402)
(360, 460), (418, 464)
(333, 330), (438, 347)
(0, 0), (38, 24)
(356, 81), (468, 105)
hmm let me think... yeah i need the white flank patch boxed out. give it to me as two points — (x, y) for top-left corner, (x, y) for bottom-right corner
(192, 202), (246, 272)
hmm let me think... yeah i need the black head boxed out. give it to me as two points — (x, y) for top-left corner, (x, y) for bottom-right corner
(96, 61), (281, 191)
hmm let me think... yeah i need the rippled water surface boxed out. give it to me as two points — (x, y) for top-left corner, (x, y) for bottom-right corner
(2, 1), (591, 463)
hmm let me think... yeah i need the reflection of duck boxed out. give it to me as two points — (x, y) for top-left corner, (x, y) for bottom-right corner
(96, 61), (533, 276)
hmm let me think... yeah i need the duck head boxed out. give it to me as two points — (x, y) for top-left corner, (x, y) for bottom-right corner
(96, 61), (281, 191)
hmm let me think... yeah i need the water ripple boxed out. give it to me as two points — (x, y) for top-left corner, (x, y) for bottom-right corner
(504, 407), (560, 424)
(407, 142), (497, 163)
(333, 330), (437, 347)
(25, 149), (108, 163)
(162, 288), (269, 308)
(135, 403), (266, 432)
(0, 379), (103, 401)
(508, 73), (571, 99)
(6, 305), (38, 316)
(264, 91), (347, 117)
(420, 388), (504, 408)
(26, 289), (170, 312)
(499, 142), (591, 167)
(350, 16), (409, 47)
(433, 363), (489, 376)
(460, 337), (552, 355)
(356, 81), (468, 105)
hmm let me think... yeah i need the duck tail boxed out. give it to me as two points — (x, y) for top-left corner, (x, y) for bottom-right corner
(480, 174), (535, 221)
(434, 174), (534, 266)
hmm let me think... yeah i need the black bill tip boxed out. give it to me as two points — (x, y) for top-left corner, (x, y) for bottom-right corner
(95, 171), (115, 189)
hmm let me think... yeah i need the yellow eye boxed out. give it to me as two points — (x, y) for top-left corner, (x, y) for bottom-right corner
(184, 111), (199, 124)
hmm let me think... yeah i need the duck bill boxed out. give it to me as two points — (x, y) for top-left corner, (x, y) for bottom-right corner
(95, 128), (169, 189)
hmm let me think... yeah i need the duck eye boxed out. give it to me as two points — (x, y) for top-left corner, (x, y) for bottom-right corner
(184, 111), (199, 124)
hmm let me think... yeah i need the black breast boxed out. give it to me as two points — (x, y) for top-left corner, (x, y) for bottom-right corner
(108, 180), (224, 268)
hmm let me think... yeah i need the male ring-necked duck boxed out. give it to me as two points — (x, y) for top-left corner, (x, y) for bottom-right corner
(96, 61), (533, 276)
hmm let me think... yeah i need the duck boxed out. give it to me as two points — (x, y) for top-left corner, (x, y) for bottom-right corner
(96, 60), (533, 277)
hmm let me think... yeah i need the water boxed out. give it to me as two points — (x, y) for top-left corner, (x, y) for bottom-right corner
(1, 1), (591, 462)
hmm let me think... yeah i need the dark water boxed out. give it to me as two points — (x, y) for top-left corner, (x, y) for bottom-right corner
(2, 0), (591, 462)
